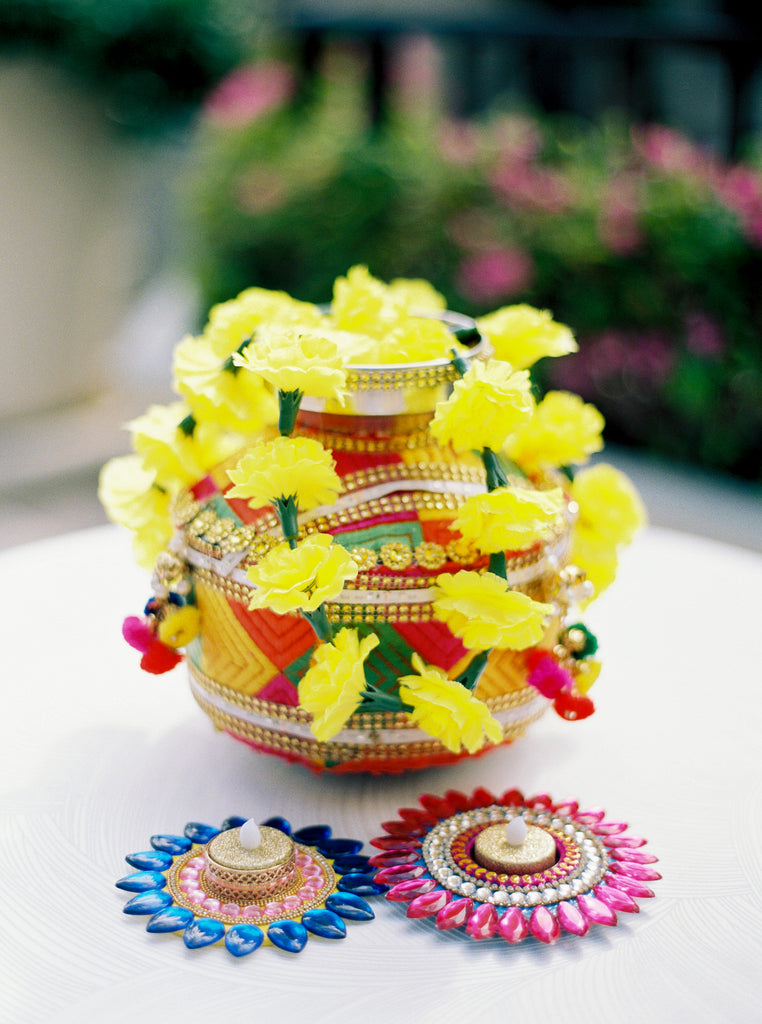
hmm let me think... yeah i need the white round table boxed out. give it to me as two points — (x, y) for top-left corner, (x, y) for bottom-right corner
(2, 524), (760, 1023)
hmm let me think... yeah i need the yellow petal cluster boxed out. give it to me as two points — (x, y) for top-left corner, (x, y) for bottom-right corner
(127, 402), (240, 490)
(172, 333), (277, 433)
(397, 654), (503, 754)
(477, 304), (577, 369)
(246, 533), (358, 614)
(432, 571), (553, 650)
(454, 485), (566, 553)
(226, 436), (341, 510)
(234, 327), (347, 401)
(430, 359), (535, 453)
(298, 629), (380, 741)
(507, 391), (604, 472)
(569, 463), (646, 600)
(98, 455), (173, 570)
(203, 287), (323, 360)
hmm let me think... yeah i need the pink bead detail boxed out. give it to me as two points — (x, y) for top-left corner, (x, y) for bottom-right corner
(179, 868), (199, 881)
(297, 890), (316, 903)
(187, 857), (206, 869)
(282, 896), (302, 911)
(608, 861), (662, 882)
(242, 905), (264, 920)
(179, 881), (196, 894)
(605, 874), (655, 899)
(374, 864), (426, 885)
(221, 903), (241, 917)
(188, 891), (206, 904)
(556, 900), (589, 936)
(295, 854), (313, 869)
(496, 907), (528, 944)
(529, 905), (561, 944)
(594, 884), (639, 914)
(265, 902), (283, 916)
(303, 875), (324, 890)
(466, 903), (498, 940)
(385, 878), (437, 902)
(301, 863), (324, 878)
(577, 893), (617, 926)
(203, 898), (221, 913)
(436, 898), (473, 931)
(407, 889), (450, 919)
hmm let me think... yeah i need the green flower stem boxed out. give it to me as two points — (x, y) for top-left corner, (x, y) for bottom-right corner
(361, 683), (411, 714)
(449, 347), (470, 378)
(482, 447), (508, 491)
(456, 649), (491, 693)
(272, 495), (300, 548)
(302, 605), (333, 642)
(278, 388), (304, 436)
(178, 412), (196, 437)
(488, 551), (507, 577)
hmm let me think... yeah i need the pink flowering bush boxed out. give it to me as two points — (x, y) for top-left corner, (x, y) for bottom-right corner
(183, 63), (762, 479)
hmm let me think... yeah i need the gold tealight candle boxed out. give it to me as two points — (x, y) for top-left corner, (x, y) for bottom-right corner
(473, 817), (557, 875)
(204, 820), (297, 902)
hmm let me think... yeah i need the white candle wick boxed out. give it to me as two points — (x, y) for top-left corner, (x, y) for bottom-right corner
(239, 819), (262, 850)
(504, 816), (528, 847)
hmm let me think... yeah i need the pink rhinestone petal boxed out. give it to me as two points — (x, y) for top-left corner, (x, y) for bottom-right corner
(419, 793), (454, 819)
(575, 807), (606, 824)
(526, 793), (553, 810)
(469, 787), (498, 809)
(436, 898), (473, 931)
(496, 907), (528, 944)
(368, 848), (420, 868)
(529, 905), (561, 944)
(374, 864), (426, 885)
(595, 884), (640, 914)
(611, 847), (658, 865)
(603, 834), (646, 849)
(556, 900), (590, 936)
(407, 889), (450, 919)
(443, 790), (472, 813)
(553, 800), (579, 816)
(381, 820), (427, 837)
(608, 861), (662, 882)
(592, 821), (628, 836)
(499, 788), (524, 807)
(577, 893), (618, 926)
(605, 874), (655, 898)
(466, 903), (498, 940)
(370, 834), (422, 851)
(385, 878), (437, 902)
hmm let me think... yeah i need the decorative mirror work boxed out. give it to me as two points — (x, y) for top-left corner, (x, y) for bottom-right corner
(371, 788), (659, 943)
(116, 817), (385, 956)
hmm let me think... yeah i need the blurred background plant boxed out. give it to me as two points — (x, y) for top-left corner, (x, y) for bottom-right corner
(181, 50), (762, 480)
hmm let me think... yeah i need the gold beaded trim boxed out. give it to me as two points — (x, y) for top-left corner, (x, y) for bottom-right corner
(342, 362), (467, 391)
(205, 856), (297, 897)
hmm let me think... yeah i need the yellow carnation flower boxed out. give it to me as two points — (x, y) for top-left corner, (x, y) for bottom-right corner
(98, 455), (173, 570)
(571, 463), (646, 547)
(454, 485), (566, 553)
(506, 391), (604, 472)
(234, 327), (347, 401)
(476, 305), (577, 369)
(298, 628), (380, 740)
(430, 359), (535, 453)
(203, 287), (323, 360)
(173, 333), (277, 433)
(397, 654), (503, 754)
(226, 436), (341, 510)
(432, 571), (553, 650)
(246, 533), (358, 614)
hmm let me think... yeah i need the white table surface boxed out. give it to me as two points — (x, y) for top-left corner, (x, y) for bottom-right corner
(2, 523), (761, 1023)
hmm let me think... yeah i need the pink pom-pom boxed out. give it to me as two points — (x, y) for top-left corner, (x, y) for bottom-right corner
(122, 616), (154, 654)
(525, 650), (573, 699)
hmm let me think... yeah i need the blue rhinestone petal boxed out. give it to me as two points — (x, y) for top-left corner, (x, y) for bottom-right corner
(337, 873), (388, 896)
(225, 924), (264, 957)
(268, 919), (309, 953)
(183, 918), (225, 949)
(125, 850), (174, 872)
(115, 870), (167, 893)
(292, 824), (331, 845)
(184, 822), (220, 844)
(220, 816), (247, 831)
(325, 891), (375, 921)
(317, 838), (364, 859)
(123, 890), (173, 915)
(330, 854), (371, 875)
(261, 815), (292, 836)
(301, 908), (346, 939)
(146, 906), (195, 933)
(150, 834), (192, 855)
